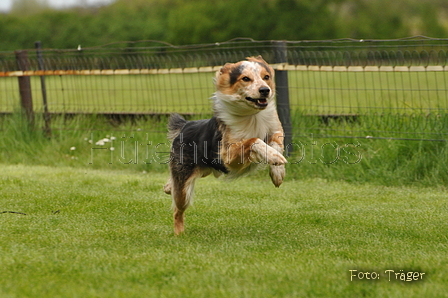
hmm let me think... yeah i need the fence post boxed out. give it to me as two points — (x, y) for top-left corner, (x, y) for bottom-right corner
(15, 50), (34, 126)
(272, 41), (293, 154)
(35, 41), (52, 137)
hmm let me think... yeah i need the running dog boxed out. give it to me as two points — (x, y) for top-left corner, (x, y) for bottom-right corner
(164, 56), (286, 235)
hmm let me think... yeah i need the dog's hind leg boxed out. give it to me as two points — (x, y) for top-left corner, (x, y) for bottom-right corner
(163, 177), (172, 194)
(171, 166), (199, 235)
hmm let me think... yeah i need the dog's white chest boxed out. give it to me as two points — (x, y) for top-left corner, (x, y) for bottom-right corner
(228, 111), (274, 140)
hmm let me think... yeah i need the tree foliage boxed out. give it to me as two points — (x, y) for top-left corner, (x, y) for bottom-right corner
(0, 0), (447, 51)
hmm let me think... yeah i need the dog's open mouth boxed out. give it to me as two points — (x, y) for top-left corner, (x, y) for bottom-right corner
(246, 97), (268, 108)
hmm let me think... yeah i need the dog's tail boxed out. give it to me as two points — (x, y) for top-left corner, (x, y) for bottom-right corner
(167, 113), (187, 141)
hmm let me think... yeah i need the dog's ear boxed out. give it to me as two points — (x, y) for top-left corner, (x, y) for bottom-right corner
(215, 63), (234, 86)
(247, 55), (268, 64)
(218, 63), (234, 75)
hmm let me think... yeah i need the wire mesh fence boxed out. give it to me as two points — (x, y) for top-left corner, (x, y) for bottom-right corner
(0, 37), (447, 140)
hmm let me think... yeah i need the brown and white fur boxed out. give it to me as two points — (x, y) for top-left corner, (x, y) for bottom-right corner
(164, 56), (286, 235)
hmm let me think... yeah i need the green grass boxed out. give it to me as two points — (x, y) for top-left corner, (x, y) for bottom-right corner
(0, 113), (169, 172)
(0, 73), (215, 114)
(1, 70), (447, 114)
(1, 164), (447, 297)
(288, 70), (448, 114)
(1, 113), (447, 186)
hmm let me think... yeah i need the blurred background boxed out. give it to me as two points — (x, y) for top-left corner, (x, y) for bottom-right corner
(0, 0), (447, 51)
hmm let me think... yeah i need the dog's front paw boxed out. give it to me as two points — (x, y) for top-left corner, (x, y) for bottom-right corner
(268, 149), (287, 166)
(269, 164), (285, 187)
(264, 145), (287, 165)
(250, 141), (287, 165)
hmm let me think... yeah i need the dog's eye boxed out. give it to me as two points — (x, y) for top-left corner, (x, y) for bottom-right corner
(242, 76), (251, 82)
(263, 75), (270, 80)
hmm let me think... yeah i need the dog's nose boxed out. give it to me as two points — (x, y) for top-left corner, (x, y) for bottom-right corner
(259, 87), (270, 97)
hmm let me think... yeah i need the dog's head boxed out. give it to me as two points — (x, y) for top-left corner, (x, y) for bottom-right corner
(214, 56), (276, 112)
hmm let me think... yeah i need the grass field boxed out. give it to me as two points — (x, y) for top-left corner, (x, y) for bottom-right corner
(1, 66), (447, 297)
(1, 164), (447, 298)
(1, 70), (447, 114)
